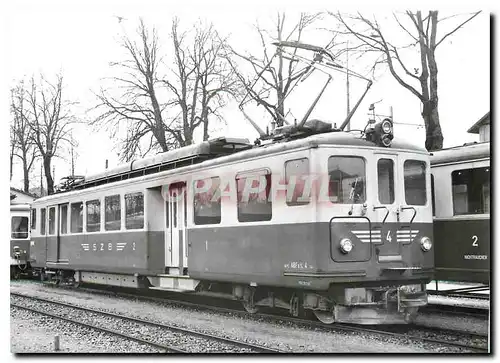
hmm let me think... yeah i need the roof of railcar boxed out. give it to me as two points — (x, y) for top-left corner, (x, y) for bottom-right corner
(87, 131), (426, 179)
(430, 142), (490, 166)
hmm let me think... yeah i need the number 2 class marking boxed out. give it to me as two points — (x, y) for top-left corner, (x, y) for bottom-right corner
(472, 235), (478, 247)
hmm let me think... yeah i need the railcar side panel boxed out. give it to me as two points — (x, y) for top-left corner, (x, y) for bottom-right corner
(31, 231), (165, 275)
(188, 222), (433, 290)
(434, 218), (490, 283)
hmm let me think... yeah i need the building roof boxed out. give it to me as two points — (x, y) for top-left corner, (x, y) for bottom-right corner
(467, 111), (490, 134)
(10, 187), (36, 198)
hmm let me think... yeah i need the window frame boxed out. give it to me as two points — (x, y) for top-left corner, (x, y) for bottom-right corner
(403, 159), (427, 206)
(328, 155), (367, 204)
(284, 158), (310, 206)
(60, 204), (68, 235)
(70, 202), (84, 234)
(30, 209), (37, 230)
(193, 176), (222, 225)
(40, 208), (46, 235)
(48, 206), (56, 235)
(11, 216), (29, 239)
(377, 158), (395, 205)
(125, 192), (145, 230)
(431, 174), (436, 216)
(451, 166), (490, 216)
(105, 194), (122, 231)
(236, 169), (273, 223)
(86, 199), (102, 233)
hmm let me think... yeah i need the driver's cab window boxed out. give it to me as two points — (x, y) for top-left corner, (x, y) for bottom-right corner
(328, 156), (366, 203)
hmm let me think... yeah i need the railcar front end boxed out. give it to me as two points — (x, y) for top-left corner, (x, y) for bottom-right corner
(10, 204), (32, 279)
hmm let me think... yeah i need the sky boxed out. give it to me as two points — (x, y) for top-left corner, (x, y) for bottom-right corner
(2, 0), (493, 191)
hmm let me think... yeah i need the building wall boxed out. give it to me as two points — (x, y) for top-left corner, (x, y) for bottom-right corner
(479, 124), (490, 142)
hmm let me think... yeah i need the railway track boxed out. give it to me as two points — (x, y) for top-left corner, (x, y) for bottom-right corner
(11, 282), (489, 353)
(422, 304), (489, 320)
(10, 292), (281, 354)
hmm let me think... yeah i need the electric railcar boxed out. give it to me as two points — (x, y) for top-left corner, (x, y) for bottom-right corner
(29, 120), (434, 325)
(430, 142), (490, 285)
(10, 203), (32, 279)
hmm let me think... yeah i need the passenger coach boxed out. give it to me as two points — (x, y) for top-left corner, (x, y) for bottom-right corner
(10, 203), (32, 279)
(431, 142), (490, 285)
(29, 120), (434, 324)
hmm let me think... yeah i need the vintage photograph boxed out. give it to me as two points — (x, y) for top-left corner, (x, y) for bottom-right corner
(7, 0), (490, 355)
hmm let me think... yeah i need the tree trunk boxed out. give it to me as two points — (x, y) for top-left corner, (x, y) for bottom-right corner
(43, 156), (54, 195)
(277, 91), (285, 127)
(10, 151), (14, 181)
(22, 156), (30, 193)
(183, 128), (193, 146)
(422, 100), (444, 151)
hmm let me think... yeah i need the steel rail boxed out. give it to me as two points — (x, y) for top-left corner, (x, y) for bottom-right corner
(10, 303), (183, 353)
(12, 283), (489, 352)
(11, 292), (280, 353)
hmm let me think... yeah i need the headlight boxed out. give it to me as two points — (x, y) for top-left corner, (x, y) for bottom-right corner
(382, 120), (392, 133)
(420, 236), (432, 251)
(340, 238), (353, 254)
(381, 134), (393, 147)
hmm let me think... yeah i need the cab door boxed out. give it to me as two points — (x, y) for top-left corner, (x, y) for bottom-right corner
(373, 154), (401, 256)
(165, 183), (187, 274)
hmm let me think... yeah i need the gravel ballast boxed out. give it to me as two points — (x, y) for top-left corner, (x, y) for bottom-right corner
(12, 295), (262, 353)
(11, 307), (161, 353)
(10, 280), (488, 353)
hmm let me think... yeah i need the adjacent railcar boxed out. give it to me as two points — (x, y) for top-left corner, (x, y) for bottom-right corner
(430, 142), (490, 284)
(30, 123), (434, 324)
(10, 203), (32, 278)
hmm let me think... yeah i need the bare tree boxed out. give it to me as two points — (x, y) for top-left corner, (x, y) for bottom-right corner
(93, 19), (174, 161)
(10, 117), (17, 182)
(10, 82), (39, 192)
(93, 19), (237, 159)
(23, 73), (76, 194)
(226, 12), (322, 127)
(164, 18), (240, 145)
(332, 11), (481, 151)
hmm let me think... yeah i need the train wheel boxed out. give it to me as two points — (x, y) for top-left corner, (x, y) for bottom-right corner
(313, 310), (335, 324)
(242, 287), (259, 314)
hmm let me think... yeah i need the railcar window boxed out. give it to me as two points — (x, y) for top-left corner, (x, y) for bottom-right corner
(60, 204), (68, 234)
(11, 216), (28, 239)
(236, 173), (272, 222)
(125, 192), (144, 229)
(431, 174), (436, 216)
(105, 195), (121, 231)
(194, 177), (221, 225)
(184, 189), (187, 227)
(172, 191), (178, 228)
(48, 207), (56, 235)
(404, 160), (427, 206)
(86, 200), (101, 232)
(377, 159), (395, 204)
(40, 208), (46, 235)
(31, 209), (36, 230)
(166, 200), (170, 228)
(452, 167), (490, 215)
(328, 156), (366, 204)
(285, 158), (310, 206)
(70, 202), (83, 233)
